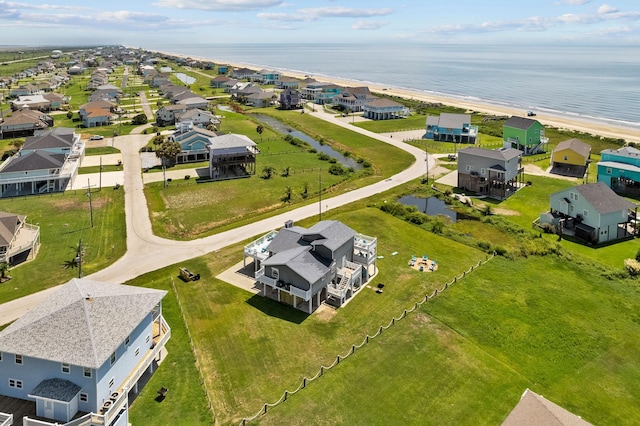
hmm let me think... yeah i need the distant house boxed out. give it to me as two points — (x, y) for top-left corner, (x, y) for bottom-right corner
(363, 98), (408, 120)
(278, 88), (302, 110)
(540, 182), (637, 244)
(168, 124), (217, 164)
(457, 147), (524, 199)
(208, 134), (260, 181)
(0, 128), (83, 198)
(300, 82), (334, 102)
(0, 278), (170, 425)
(275, 76), (299, 90)
(176, 108), (220, 128)
(503, 116), (548, 155)
(0, 108), (53, 139)
(209, 75), (232, 89)
(258, 69), (280, 84)
(245, 91), (275, 107)
(176, 96), (209, 110)
(597, 146), (640, 197)
(11, 95), (50, 111)
(0, 211), (40, 265)
(232, 67), (255, 80)
(424, 113), (477, 144)
(332, 87), (376, 112)
(244, 220), (377, 313)
(550, 138), (591, 177)
(217, 65), (228, 75)
(502, 389), (592, 426)
(79, 100), (116, 128)
(155, 104), (188, 126)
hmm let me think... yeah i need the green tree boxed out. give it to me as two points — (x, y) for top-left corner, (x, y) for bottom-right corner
(260, 166), (277, 179)
(63, 239), (87, 278)
(0, 261), (10, 282)
(155, 139), (182, 166)
(256, 125), (264, 142)
(281, 166), (290, 177)
(131, 113), (148, 125)
(151, 134), (165, 147)
(281, 186), (292, 203)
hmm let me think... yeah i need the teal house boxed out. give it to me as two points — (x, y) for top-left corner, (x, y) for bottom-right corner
(503, 116), (548, 155)
(597, 146), (640, 196)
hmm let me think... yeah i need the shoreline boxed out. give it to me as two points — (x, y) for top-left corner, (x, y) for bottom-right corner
(147, 48), (640, 143)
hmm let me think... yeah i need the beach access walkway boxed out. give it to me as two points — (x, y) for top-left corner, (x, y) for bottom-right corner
(0, 111), (433, 326)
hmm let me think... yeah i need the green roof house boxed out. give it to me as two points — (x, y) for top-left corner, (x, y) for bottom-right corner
(503, 116), (548, 155)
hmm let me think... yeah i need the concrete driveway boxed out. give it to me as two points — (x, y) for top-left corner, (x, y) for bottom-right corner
(0, 110), (433, 325)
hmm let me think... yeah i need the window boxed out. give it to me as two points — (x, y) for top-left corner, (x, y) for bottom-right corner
(135, 347), (140, 357)
(110, 352), (116, 366)
(146, 335), (150, 344)
(465, 165), (474, 172)
(564, 156), (568, 161)
(271, 267), (279, 279)
(83, 367), (92, 378)
(570, 192), (579, 201)
(125, 335), (130, 346)
(583, 210), (589, 217)
(108, 377), (114, 388)
(9, 379), (23, 389)
(80, 393), (88, 403)
(62, 363), (70, 374)
(15, 354), (22, 365)
(480, 168), (486, 176)
(607, 167), (612, 174)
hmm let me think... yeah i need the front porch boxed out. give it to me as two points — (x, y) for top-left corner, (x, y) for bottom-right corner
(256, 268), (322, 314)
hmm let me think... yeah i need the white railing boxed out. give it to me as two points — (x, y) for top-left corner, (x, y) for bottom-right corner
(0, 413), (12, 426)
(23, 418), (61, 426)
(255, 267), (277, 287)
(59, 412), (104, 426)
(122, 316), (171, 394)
(289, 285), (311, 301)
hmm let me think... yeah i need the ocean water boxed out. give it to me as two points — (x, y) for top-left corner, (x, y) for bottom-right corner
(154, 42), (640, 130)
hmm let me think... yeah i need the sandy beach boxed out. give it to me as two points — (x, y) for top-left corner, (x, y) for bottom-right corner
(151, 49), (639, 143)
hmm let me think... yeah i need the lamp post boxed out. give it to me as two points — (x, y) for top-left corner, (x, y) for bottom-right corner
(86, 178), (94, 228)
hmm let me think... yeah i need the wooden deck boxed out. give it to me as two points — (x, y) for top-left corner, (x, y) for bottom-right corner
(0, 395), (88, 425)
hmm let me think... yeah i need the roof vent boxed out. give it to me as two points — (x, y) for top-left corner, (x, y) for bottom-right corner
(284, 220), (294, 228)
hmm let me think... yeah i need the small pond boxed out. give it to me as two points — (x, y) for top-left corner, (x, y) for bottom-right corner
(175, 72), (196, 85)
(251, 113), (360, 169)
(398, 195), (458, 222)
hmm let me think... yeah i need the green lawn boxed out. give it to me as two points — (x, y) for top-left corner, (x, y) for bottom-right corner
(259, 254), (640, 425)
(78, 165), (122, 174)
(353, 114), (427, 133)
(0, 189), (126, 304)
(145, 110), (414, 240)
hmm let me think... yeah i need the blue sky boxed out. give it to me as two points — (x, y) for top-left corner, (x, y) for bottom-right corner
(0, 0), (639, 46)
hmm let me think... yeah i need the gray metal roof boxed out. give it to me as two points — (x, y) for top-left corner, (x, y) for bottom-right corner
(597, 161), (640, 173)
(305, 220), (356, 251)
(573, 182), (636, 215)
(29, 378), (82, 403)
(211, 134), (257, 149)
(601, 146), (640, 158)
(262, 246), (330, 288)
(0, 278), (167, 369)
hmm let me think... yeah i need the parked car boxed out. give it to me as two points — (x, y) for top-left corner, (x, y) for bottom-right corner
(89, 135), (104, 140)
(527, 111), (536, 117)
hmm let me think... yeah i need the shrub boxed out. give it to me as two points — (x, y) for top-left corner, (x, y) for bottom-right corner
(185, 175), (191, 180)
(635, 248), (640, 262)
(624, 258), (640, 277)
(328, 164), (345, 175)
(317, 153), (330, 161)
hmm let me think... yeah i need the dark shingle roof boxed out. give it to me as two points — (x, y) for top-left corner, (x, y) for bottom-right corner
(504, 116), (539, 130)
(23, 130), (74, 151)
(0, 151), (65, 173)
(574, 182), (636, 215)
(29, 378), (82, 403)
(459, 147), (523, 162)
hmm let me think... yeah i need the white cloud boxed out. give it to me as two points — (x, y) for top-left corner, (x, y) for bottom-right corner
(352, 20), (388, 30)
(259, 6), (393, 22)
(153, 0), (283, 11)
(2, 1), (84, 11)
(563, 0), (591, 5)
(598, 4), (619, 14)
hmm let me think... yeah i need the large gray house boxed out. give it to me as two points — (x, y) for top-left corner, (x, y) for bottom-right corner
(457, 147), (524, 200)
(244, 220), (377, 313)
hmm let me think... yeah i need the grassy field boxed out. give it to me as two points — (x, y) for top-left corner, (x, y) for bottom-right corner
(144, 110), (415, 239)
(0, 189), (126, 305)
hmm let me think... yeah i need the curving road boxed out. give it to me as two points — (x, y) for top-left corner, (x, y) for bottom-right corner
(0, 108), (432, 325)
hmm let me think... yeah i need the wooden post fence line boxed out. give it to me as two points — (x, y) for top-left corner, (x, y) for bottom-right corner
(239, 253), (496, 424)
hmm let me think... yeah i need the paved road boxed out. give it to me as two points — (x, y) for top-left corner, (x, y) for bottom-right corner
(0, 112), (433, 325)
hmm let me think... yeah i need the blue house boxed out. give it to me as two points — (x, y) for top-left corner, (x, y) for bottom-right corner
(0, 278), (170, 425)
(597, 146), (640, 196)
(424, 113), (478, 143)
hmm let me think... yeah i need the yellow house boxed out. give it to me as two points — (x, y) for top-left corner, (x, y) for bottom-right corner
(550, 138), (591, 177)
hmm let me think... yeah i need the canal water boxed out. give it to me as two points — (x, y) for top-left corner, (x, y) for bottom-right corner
(251, 113), (360, 169)
(398, 195), (457, 222)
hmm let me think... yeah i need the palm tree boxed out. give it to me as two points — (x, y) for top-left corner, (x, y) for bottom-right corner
(0, 261), (10, 282)
(256, 125), (264, 142)
(63, 239), (86, 278)
(155, 139), (182, 167)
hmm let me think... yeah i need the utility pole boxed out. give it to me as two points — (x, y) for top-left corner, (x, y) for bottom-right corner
(99, 157), (102, 191)
(318, 172), (322, 221)
(77, 238), (83, 278)
(85, 178), (94, 228)
(425, 142), (429, 184)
